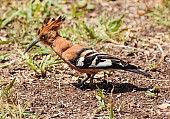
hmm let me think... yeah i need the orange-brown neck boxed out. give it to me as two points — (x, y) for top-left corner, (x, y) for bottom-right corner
(51, 36), (73, 56)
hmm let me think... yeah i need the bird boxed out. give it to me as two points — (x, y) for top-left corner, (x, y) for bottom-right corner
(25, 16), (151, 87)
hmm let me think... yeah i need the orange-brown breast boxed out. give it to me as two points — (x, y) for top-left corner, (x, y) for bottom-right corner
(52, 37), (101, 74)
(61, 44), (101, 74)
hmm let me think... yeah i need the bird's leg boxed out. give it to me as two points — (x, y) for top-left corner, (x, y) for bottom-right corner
(89, 74), (95, 85)
(78, 74), (91, 88)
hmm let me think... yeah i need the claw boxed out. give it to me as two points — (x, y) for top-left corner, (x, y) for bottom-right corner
(77, 82), (85, 89)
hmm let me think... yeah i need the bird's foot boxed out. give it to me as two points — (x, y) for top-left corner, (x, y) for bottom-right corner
(76, 82), (85, 89)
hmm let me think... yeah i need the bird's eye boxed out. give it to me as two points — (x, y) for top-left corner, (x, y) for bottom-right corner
(41, 34), (47, 40)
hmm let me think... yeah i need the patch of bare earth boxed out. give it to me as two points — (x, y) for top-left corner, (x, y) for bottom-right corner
(1, 0), (170, 119)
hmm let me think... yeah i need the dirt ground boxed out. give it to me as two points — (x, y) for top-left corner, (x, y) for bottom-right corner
(1, 0), (170, 119)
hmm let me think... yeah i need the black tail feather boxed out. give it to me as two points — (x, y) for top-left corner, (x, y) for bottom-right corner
(122, 64), (151, 77)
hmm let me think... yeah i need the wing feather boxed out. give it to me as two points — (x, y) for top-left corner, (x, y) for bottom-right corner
(72, 49), (127, 69)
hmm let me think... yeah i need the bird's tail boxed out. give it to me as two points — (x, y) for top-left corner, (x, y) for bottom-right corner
(122, 64), (151, 77)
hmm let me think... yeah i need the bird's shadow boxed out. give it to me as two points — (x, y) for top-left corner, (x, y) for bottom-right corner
(72, 80), (148, 93)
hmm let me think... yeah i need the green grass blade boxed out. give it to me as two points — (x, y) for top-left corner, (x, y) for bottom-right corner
(0, 54), (10, 60)
(96, 85), (105, 99)
(1, 9), (21, 27)
(2, 78), (16, 96)
(108, 102), (114, 119)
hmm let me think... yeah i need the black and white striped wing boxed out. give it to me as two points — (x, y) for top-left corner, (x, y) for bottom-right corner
(71, 48), (128, 69)
(70, 48), (151, 77)
(77, 54), (127, 69)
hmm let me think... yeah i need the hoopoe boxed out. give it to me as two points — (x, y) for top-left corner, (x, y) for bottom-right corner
(25, 16), (151, 87)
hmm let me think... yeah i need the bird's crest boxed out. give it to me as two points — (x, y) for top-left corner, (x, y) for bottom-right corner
(38, 16), (65, 36)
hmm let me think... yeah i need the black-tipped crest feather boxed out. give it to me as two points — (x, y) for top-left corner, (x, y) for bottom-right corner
(51, 18), (55, 21)
(57, 16), (65, 22)
(25, 15), (66, 54)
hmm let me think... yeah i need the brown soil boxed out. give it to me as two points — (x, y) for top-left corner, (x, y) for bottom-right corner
(1, 0), (170, 119)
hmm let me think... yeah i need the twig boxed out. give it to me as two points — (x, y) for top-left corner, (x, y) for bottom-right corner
(156, 43), (164, 54)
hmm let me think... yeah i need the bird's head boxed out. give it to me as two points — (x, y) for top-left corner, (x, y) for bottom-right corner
(24, 16), (65, 53)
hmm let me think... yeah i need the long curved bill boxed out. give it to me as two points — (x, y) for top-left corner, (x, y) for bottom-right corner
(24, 39), (39, 54)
